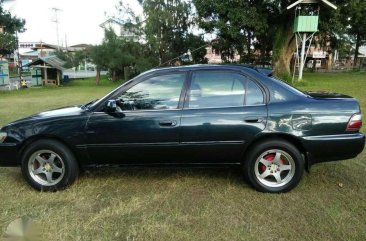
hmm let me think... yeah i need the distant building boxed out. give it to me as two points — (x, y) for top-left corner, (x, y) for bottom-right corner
(20, 50), (38, 71)
(67, 44), (91, 52)
(32, 43), (63, 57)
(100, 18), (140, 41)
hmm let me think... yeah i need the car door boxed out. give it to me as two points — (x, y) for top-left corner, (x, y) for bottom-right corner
(85, 72), (187, 165)
(179, 70), (267, 164)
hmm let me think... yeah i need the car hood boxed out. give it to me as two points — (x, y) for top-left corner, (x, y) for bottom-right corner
(305, 91), (353, 99)
(5, 106), (86, 127)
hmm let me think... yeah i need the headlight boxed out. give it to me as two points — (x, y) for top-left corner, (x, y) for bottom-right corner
(0, 132), (7, 143)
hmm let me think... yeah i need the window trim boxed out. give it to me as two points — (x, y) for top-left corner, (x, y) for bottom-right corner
(183, 70), (266, 110)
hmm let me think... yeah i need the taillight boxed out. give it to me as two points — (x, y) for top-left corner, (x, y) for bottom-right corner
(346, 114), (362, 131)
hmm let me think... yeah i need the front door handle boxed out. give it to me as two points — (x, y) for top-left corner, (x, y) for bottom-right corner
(158, 120), (177, 126)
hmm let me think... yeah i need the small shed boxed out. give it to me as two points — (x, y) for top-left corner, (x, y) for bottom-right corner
(25, 56), (65, 86)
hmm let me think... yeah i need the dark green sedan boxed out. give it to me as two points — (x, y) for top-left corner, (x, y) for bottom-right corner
(0, 65), (364, 192)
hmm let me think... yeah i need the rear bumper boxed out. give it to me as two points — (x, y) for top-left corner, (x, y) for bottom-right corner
(0, 143), (19, 167)
(302, 133), (365, 164)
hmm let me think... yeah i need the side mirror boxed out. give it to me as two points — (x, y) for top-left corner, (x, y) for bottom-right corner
(106, 99), (117, 113)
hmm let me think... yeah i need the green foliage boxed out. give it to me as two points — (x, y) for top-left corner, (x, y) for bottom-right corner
(140, 0), (206, 65)
(194, 0), (278, 64)
(0, 1), (25, 56)
(55, 49), (89, 70)
(340, 0), (366, 62)
(140, 0), (191, 64)
(0, 32), (17, 56)
(184, 33), (208, 64)
(90, 28), (158, 81)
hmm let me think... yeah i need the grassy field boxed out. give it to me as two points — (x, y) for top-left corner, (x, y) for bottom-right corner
(0, 72), (365, 241)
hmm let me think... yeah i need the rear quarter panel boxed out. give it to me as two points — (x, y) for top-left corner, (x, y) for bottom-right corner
(265, 97), (364, 162)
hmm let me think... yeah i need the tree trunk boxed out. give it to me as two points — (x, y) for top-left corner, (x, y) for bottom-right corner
(354, 33), (361, 67)
(312, 58), (316, 71)
(272, 26), (296, 80)
(123, 66), (129, 83)
(112, 70), (117, 81)
(96, 67), (101, 85)
(327, 53), (332, 71)
(247, 31), (252, 63)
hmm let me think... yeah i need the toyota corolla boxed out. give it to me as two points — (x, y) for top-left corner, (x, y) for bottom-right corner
(0, 65), (364, 192)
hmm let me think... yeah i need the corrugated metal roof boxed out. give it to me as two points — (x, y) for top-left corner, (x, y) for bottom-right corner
(20, 50), (38, 57)
(25, 56), (66, 70)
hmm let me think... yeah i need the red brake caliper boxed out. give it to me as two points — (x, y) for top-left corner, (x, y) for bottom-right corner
(261, 154), (285, 172)
(261, 154), (275, 172)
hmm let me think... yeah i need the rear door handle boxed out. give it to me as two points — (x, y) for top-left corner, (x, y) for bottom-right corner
(158, 120), (177, 126)
(244, 117), (264, 123)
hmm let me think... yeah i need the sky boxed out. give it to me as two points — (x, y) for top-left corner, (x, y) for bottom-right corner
(4, 0), (142, 47)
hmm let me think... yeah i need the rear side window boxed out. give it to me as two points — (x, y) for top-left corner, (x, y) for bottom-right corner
(186, 71), (264, 109)
(267, 77), (306, 102)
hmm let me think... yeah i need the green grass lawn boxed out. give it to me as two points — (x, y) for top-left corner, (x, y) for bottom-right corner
(0, 72), (366, 241)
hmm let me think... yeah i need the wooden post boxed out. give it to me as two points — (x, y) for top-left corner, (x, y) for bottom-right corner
(57, 70), (60, 86)
(43, 63), (48, 85)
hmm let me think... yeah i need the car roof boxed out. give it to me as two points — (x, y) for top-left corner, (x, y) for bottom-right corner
(143, 64), (273, 77)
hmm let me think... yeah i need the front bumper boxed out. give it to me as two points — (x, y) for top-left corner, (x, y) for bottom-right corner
(0, 143), (19, 167)
(302, 133), (365, 163)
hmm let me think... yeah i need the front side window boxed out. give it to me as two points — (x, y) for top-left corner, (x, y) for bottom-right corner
(186, 71), (264, 109)
(116, 73), (185, 111)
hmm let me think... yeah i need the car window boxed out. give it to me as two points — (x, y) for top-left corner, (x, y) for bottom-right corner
(187, 71), (263, 109)
(116, 73), (185, 110)
(268, 77), (307, 102)
(247, 79), (264, 105)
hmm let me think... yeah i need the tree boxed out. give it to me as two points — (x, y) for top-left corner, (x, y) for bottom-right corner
(139, 0), (204, 65)
(194, 0), (271, 64)
(341, 0), (366, 66)
(184, 33), (208, 64)
(55, 49), (89, 70)
(0, 1), (25, 57)
(194, 0), (357, 79)
(90, 44), (108, 85)
(90, 28), (155, 84)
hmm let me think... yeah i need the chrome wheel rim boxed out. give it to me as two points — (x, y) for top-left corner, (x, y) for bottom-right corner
(28, 150), (65, 186)
(254, 149), (295, 188)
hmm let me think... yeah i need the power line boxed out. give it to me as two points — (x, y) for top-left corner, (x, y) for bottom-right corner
(158, 43), (210, 67)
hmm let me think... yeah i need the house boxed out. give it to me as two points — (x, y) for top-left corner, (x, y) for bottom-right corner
(100, 18), (140, 41)
(31, 43), (64, 57)
(67, 44), (91, 52)
(205, 44), (240, 64)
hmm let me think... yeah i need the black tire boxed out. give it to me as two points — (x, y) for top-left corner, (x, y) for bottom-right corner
(21, 139), (79, 191)
(243, 139), (304, 193)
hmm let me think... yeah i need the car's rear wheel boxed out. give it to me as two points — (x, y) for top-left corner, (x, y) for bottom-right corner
(21, 139), (79, 191)
(243, 139), (304, 193)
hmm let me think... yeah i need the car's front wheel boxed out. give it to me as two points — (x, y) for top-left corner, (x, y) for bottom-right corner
(244, 139), (304, 193)
(21, 139), (79, 191)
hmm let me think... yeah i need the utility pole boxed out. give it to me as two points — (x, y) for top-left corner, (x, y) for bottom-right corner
(51, 7), (62, 50)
